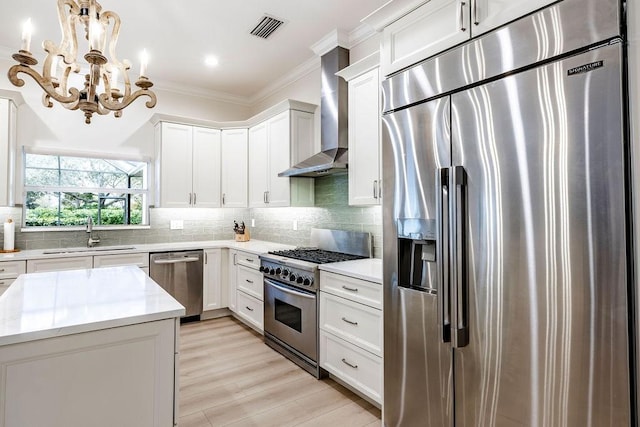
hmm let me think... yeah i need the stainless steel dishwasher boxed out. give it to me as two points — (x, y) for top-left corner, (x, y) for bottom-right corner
(150, 250), (203, 318)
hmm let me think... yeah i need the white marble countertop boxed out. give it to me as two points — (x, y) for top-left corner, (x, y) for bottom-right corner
(319, 258), (383, 284)
(0, 239), (294, 262)
(0, 266), (185, 346)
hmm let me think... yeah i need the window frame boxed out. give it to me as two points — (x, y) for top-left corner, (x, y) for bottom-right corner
(21, 147), (151, 229)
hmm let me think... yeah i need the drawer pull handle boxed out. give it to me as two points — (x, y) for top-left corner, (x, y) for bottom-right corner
(0, 269), (5, 272)
(342, 285), (359, 292)
(341, 358), (358, 369)
(245, 279), (254, 284)
(246, 306), (254, 312)
(341, 317), (358, 326)
(246, 258), (254, 262)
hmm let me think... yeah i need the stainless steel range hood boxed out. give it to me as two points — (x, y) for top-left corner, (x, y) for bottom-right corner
(279, 47), (349, 177)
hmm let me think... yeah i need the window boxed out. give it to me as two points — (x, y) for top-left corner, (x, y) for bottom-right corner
(23, 150), (149, 227)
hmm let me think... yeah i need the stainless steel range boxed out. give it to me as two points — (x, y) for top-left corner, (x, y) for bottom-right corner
(260, 229), (372, 378)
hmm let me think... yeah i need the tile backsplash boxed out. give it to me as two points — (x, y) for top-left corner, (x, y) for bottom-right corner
(0, 175), (383, 257)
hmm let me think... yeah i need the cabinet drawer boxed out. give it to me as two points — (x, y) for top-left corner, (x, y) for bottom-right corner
(0, 260), (26, 279)
(320, 291), (382, 357)
(237, 265), (263, 300)
(93, 252), (149, 268)
(27, 256), (93, 273)
(320, 271), (381, 309)
(320, 330), (382, 404)
(236, 251), (260, 269)
(236, 291), (263, 332)
(0, 277), (16, 296)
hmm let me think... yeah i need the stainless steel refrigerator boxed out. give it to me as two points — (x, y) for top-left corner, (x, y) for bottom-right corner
(381, 0), (633, 425)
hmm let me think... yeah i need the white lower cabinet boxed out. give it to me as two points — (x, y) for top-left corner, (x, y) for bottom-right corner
(320, 271), (383, 405)
(203, 248), (226, 311)
(236, 290), (263, 332)
(27, 256), (93, 273)
(0, 319), (178, 427)
(228, 249), (264, 332)
(320, 329), (383, 404)
(0, 260), (25, 296)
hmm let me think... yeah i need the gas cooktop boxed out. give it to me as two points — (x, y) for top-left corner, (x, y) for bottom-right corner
(268, 248), (367, 264)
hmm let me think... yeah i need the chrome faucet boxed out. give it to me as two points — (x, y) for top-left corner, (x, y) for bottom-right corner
(86, 216), (100, 248)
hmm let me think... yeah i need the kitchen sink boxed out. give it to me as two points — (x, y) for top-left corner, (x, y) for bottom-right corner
(42, 246), (136, 255)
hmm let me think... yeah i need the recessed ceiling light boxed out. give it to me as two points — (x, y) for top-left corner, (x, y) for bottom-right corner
(205, 55), (219, 67)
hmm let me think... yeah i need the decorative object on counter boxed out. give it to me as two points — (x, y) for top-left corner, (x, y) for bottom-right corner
(233, 220), (250, 242)
(7, 0), (157, 124)
(3, 218), (15, 251)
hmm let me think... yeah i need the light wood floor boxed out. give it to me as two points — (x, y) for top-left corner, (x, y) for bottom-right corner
(178, 316), (382, 427)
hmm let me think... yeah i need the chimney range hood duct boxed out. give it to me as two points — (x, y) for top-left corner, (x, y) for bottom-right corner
(279, 47), (349, 178)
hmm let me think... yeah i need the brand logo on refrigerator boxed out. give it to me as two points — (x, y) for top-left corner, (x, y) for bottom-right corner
(567, 61), (604, 76)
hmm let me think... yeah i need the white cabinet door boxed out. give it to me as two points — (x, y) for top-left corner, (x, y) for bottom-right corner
(471, 0), (556, 36)
(227, 249), (238, 312)
(267, 112), (292, 207)
(348, 68), (381, 206)
(248, 122), (269, 208)
(27, 256), (93, 273)
(203, 248), (224, 311)
(159, 123), (193, 208)
(382, 0), (470, 76)
(221, 129), (248, 208)
(192, 127), (221, 208)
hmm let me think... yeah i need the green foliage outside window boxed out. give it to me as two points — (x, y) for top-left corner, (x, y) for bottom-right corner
(23, 152), (148, 227)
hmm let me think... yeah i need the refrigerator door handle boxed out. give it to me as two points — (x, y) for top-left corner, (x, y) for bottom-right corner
(450, 165), (469, 348)
(436, 168), (451, 343)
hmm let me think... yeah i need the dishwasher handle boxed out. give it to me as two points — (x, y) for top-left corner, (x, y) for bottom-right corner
(152, 256), (201, 264)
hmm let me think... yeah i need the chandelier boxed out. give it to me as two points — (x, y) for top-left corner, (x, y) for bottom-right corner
(8, 0), (157, 124)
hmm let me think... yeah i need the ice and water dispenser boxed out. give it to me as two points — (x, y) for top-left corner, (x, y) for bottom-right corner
(396, 219), (438, 294)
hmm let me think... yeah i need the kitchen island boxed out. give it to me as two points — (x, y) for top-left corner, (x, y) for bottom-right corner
(0, 266), (185, 427)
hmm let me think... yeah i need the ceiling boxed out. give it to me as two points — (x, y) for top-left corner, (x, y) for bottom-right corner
(0, 0), (385, 104)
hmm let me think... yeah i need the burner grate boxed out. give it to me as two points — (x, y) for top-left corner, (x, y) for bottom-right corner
(268, 248), (367, 264)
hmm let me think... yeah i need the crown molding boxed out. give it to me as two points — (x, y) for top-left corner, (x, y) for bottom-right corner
(348, 23), (377, 48)
(310, 29), (350, 57)
(361, 0), (429, 32)
(154, 80), (253, 106)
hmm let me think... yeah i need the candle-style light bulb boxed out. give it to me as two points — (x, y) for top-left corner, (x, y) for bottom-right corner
(21, 18), (33, 52)
(140, 49), (149, 78)
(89, 18), (103, 51)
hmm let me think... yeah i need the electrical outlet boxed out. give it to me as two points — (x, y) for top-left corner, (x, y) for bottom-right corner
(170, 220), (184, 230)
(293, 220), (298, 231)
(251, 218), (255, 227)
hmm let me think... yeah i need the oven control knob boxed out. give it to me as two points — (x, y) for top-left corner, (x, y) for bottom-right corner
(282, 269), (289, 277)
(259, 266), (266, 273)
(275, 267), (282, 275)
(303, 278), (311, 286)
(296, 276), (304, 284)
(289, 274), (296, 282)
(269, 268), (276, 275)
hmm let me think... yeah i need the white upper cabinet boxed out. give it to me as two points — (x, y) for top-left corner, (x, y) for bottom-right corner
(220, 128), (248, 208)
(348, 67), (381, 206)
(471, 0), (557, 36)
(381, 0), (470, 76)
(248, 109), (314, 208)
(0, 96), (19, 207)
(192, 127), (222, 208)
(367, 0), (557, 76)
(155, 123), (221, 208)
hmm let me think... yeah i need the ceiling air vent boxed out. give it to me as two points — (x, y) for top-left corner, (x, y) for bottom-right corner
(250, 14), (285, 39)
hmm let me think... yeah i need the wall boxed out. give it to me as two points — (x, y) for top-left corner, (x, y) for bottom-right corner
(0, 174), (382, 257)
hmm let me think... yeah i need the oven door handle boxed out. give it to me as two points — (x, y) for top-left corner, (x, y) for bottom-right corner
(264, 278), (315, 299)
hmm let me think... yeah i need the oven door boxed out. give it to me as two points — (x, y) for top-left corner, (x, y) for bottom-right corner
(264, 277), (318, 361)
